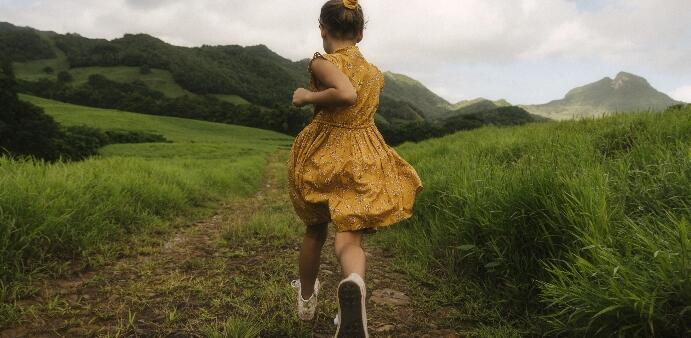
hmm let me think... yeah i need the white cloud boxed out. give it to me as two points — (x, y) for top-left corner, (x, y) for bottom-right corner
(124, 0), (178, 10)
(1, 0), (690, 103)
(672, 86), (691, 103)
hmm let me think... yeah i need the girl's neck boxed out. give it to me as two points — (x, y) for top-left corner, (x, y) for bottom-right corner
(326, 40), (357, 54)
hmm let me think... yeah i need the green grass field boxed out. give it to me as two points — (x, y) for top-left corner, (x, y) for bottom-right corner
(3, 91), (689, 335)
(13, 61), (192, 98)
(19, 95), (289, 147)
(0, 96), (292, 324)
(11, 45), (70, 82)
(11, 57), (69, 81)
(379, 105), (691, 336)
(68, 66), (193, 98)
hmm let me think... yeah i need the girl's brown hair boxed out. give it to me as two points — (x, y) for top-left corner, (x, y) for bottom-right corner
(319, 0), (365, 40)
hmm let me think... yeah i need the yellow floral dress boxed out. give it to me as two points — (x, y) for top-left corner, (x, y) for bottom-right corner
(287, 45), (423, 232)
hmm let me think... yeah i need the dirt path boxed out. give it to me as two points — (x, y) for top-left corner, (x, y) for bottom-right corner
(1, 153), (461, 337)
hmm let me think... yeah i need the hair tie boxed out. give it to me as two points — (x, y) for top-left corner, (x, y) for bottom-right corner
(342, 0), (358, 10)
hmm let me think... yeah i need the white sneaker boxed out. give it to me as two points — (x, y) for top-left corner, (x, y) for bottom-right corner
(291, 278), (320, 321)
(335, 273), (368, 338)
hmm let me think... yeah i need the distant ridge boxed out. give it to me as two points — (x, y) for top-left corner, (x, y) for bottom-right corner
(381, 71), (451, 118)
(452, 98), (510, 110)
(523, 72), (683, 119)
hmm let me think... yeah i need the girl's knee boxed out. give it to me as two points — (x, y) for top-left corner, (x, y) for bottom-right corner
(334, 231), (363, 256)
(305, 222), (328, 241)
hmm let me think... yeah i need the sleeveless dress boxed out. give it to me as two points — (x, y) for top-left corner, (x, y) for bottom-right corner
(287, 45), (423, 232)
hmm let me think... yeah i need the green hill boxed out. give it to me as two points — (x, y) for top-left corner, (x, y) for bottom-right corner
(2, 21), (454, 124)
(376, 95), (426, 124)
(51, 32), (308, 106)
(523, 72), (683, 120)
(442, 105), (542, 129)
(439, 98), (502, 119)
(381, 72), (451, 118)
(1, 22), (308, 106)
(0, 23), (56, 61)
(20, 94), (290, 151)
(432, 98), (548, 127)
(451, 97), (511, 110)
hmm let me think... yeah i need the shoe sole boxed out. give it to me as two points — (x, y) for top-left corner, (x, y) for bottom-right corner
(336, 281), (367, 338)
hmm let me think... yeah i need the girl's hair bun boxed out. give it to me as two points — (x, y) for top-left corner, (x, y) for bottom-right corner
(320, 0), (365, 40)
(342, 0), (358, 10)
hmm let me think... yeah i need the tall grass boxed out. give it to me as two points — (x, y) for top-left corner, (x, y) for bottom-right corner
(383, 106), (691, 336)
(0, 154), (266, 282)
(0, 95), (291, 325)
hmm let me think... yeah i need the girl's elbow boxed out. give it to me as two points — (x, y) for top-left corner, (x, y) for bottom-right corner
(342, 90), (357, 106)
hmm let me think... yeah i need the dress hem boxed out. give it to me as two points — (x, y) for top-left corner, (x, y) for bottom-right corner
(333, 208), (416, 233)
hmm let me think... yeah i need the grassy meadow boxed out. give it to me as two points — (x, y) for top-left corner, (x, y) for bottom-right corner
(2, 90), (689, 336)
(14, 58), (251, 104)
(0, 96), (292, 324)
(379, 105), (691, 336)
(12, 54), (191, 98)
(67, 66), (193, 98)
(10, 46), (70, 82)
(19, 95), (284, 145)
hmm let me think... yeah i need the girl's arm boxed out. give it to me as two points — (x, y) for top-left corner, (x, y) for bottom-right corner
(292, 58), (357, 108)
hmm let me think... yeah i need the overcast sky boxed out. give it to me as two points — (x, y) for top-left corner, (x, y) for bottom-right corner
(1, 0), (690, 104)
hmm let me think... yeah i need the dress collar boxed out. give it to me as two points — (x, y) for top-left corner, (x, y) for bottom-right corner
(332, 44), (358, 55)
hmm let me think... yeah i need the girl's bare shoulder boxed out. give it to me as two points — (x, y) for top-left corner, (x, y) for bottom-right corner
(310, 52), (344, 70)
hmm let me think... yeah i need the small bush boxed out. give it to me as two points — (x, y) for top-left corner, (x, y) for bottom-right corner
(57, 70), (72, 83)
(201, 317), (261, 338)
(139, 65), (151, 75)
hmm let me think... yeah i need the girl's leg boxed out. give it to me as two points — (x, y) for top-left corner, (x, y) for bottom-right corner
(334, 230), (366, 278)
(299, 222), (328, 299)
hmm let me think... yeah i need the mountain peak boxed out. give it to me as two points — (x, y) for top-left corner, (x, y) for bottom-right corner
(524, 71), (681, 119)
(612, 71), (650, 90)
(615, 71), (640, 79)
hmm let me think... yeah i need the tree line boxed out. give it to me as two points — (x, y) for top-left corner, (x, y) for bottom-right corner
(379, 106), (541, 145)
(18, 74), (312, 136)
